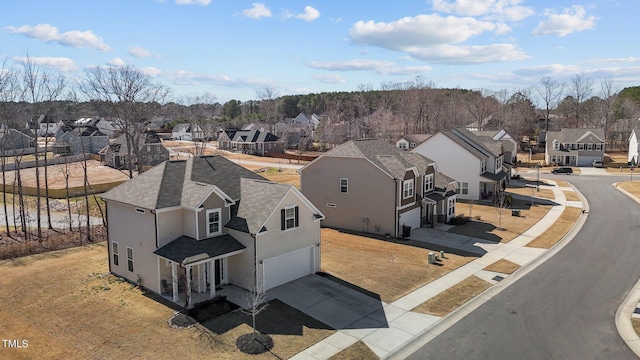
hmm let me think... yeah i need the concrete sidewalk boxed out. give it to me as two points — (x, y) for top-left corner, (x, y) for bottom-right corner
(290, 179), (586, 359)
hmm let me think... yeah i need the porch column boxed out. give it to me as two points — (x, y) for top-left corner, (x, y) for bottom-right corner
(198, 263), (206, 293)
(171, 263), (179, 303)
(209, 259), (215, 298)
(186, 266), (192, 308)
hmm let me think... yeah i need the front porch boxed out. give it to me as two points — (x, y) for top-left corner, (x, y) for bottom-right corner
(154, 234), (246, 309)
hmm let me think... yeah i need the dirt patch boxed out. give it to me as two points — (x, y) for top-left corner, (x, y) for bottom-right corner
(526, 206), (583, 248)
(330, 340), (379, 360)
(483, 259), (521, 274)
(412, 276), (491, 317)
(321, 228), (475, 303)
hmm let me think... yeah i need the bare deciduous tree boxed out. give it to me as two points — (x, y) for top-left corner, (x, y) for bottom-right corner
(535, 76), (565, 132)
(79, 65), (171, 178)
(569, 73), (593, 128)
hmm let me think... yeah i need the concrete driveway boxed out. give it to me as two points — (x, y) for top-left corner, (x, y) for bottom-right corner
(269, 274), (388, 330)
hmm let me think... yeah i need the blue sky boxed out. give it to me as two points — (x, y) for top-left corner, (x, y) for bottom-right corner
(1, 0), (638, 103)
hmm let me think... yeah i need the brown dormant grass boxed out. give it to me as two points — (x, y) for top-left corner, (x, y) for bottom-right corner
(483, 259), (521, 274)
(618, 181), (640, 198)
(411, 276), (491, 317)
(0, 243), (333, 359)
(507, 186), (555, 200)
(554, 179), (571, 187)
(321, 228), (475, 303)
(329, 341), (379, 360)
(563, 191), (581, 201)
(526, 206), (583, 249)
(0, 160), (130, 189)
(451, 202), (551, 243)
(633, 319), (640, 337)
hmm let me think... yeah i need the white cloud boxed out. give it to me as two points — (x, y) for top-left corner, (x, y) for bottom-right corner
(242, 3), (272, 19)
(296, 6), (320, 22)
(588, 57), (640, 65)
(407, 43), (528, 64)
(532, 6), (598, 37)
(12, 56), (77, 72)
(381, 66), (433, 76)
(514, 64), (582, 77)
(107, 57), (125, 67)
(4, 23), (111, 51)
(175, 0), (211, 5)
(308, 59), (395, 71)
(350, 14), (497, 50)
(432, 0), (534, 22)
(128, 46), (162, 58)
(313, 74), (346, 84)
(140, 67), (163, 77)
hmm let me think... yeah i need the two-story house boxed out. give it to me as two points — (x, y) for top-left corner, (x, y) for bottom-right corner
(101, 156), (324, 308)
(300, 139), (457, 238)
(172, 123), (204, 141)
(545, 128), (605, 166)
(411, 128), (509, 201)
(100, 132), (169, 171)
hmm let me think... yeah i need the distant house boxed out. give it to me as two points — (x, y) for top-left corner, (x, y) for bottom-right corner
(396, 134), (430, 151)
(293, 113), (321, 129)
(545, 128), (605, 166)
(100, 132), (169, 171)
(35, 115), (60, 136)
(172, 123), (204, 141)
(412, 128), (509, 201)
(0, 129), (34, 154)
(300, 139), (457, 237)
(101, 156), (324, 308)
(471, 129), (518, 164)
(53, 127), (109, 155)
(218, 129), (283, 156)
(465, 116), (500, 132)
(628, 128), (640, 165)
(274, 122), (313, 148)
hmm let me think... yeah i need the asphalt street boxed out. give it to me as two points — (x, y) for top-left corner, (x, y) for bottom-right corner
(405, 174), (640, 360)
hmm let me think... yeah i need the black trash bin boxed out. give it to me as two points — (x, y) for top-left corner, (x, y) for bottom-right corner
(402, 225), (411, 238)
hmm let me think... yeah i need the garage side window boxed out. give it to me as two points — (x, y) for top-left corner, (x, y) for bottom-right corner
(340, 178), (348, 193)
(126, 247), (134, 272)
(281, 206), (299, 231)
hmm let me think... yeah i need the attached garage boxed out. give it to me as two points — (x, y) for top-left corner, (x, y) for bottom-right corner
(399, 207), (421, 230)
(263, 246), (315, 290)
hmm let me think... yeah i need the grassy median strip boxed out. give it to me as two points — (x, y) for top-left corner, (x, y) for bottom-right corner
(483, 259), (521, 274)
(525, 206), (583, 249)
(411, 276), (491, 317)
(329, 341), (379, 360)
(563, 191), (581, 201)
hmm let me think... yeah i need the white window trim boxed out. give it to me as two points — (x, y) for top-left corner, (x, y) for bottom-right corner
(340, 178), (348, 194)
(284, 205), (297, 231)
(457, 182), (469, 195)
(403, 179), (414, 199)
(126, 246), (134, 272)
(481, 160), (487, 173)
(112, 241), (119, 266)
(206, 208), (222, 237)
(424, 174), (434, 192)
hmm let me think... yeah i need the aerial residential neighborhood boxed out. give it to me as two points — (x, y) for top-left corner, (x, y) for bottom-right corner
(3, 1), (640, 360)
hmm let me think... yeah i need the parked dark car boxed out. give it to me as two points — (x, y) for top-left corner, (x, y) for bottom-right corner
(551, 167), (573, 174)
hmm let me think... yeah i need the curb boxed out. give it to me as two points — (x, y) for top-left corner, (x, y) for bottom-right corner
(612, 182), (640, 357)
(386, 179), (589, 359)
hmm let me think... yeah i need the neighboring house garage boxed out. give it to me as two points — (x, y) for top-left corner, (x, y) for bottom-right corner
(263, 246), (316, 290)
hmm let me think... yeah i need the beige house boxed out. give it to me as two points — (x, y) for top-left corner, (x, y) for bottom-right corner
(545, 128), (605, 166)
(299, 139), (457, 238)
(102, 156), (324, 308)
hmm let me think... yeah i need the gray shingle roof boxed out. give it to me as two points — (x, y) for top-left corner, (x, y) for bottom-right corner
(234, 178), (292, 234)
(323, 139), (435, 179)
(102, 155), (266, 210)
(153, 234), (246, 265)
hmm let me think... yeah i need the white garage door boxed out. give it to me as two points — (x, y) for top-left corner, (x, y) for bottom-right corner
(263, 246), (315, 290)
(399, 207), (421, 229)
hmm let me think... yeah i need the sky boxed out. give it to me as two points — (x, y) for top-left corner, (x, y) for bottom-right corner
(1, 0), (639, 104)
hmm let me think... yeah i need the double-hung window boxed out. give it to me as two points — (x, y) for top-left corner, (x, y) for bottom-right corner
(126, 247), (134, 272)
(340, 178), (348, 193)
(281, 206), (299, 230)
(112, 242), (119, 266)
(206, 209), (222, 237)
(424, 174), (434, 192)
(403, 180), (414, 199)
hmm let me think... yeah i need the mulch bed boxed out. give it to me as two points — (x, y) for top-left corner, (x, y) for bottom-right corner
(236, 332), (274, 355)
(187, 296), (239, 322)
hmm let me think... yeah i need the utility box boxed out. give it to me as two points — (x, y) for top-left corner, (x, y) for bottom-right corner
(402, 225), (411, 238)
(512, 210), (521, 217)
(428, 252), (436, 264)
